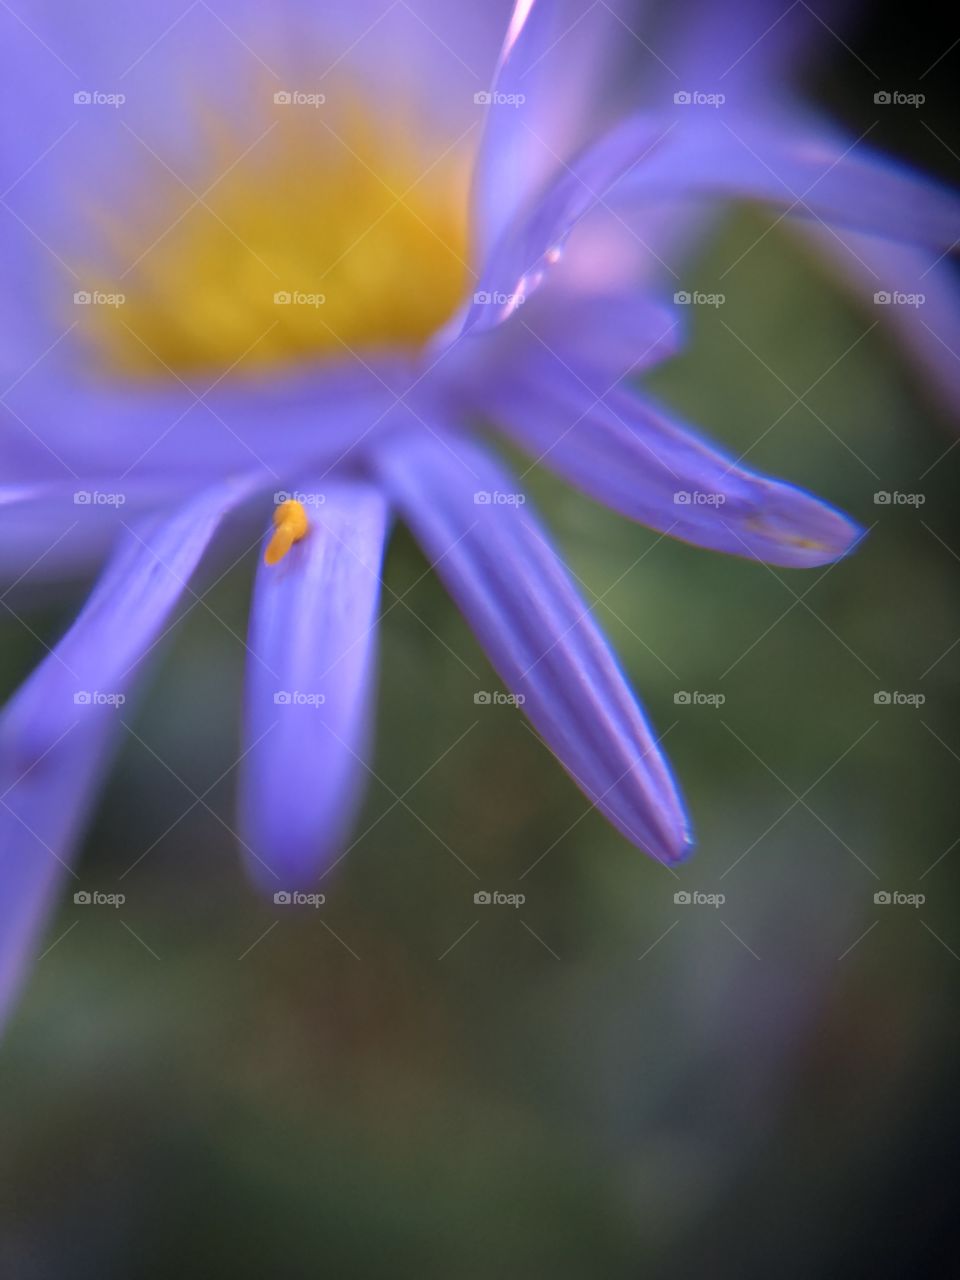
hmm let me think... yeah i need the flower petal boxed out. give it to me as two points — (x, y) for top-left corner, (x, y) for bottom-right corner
(487, 376), (862, 568)
(7, 477), (256, 763)
(239, 483), (389, 890)
(472, 0), (636, 257)
(0, 475), (219, 583)
(454, 288), (685, 398)
(466, 112), (960, 333)
(4, 362), (400, 487)
(0, 720), (116, 1029)
(375, 430), (692, 863)
(799, 225), (960, 421)
(0, 479), (249, 1027)
(657, 0), (841, 99)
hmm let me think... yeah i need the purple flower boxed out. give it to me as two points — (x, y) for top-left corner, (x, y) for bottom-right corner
(1, 0), (957, 1023)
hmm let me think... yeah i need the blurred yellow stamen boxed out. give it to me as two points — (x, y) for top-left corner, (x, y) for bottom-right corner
(265, 499), (310, 566)
(78, 86), (471, 377)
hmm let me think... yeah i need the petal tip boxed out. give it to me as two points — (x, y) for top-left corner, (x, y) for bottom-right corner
(652, 813), (696, 867)
(610, 785), (694, 867)
(739, 480), (866, 568)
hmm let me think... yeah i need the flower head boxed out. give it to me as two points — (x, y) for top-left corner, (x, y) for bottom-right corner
(1, 0), (957, 1025)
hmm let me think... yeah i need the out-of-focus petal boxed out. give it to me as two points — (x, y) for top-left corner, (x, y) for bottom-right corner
(239, 483), (389, 890)
(0, 718), (116, 1030)
(0, 475), (216, 583)
(799, 226), (960, 421)
(614, 117), (960, 245)
(486, 376), (862, 568)
(2, 366), (399, 490)
(654, 0), (859, 101)
(4, 476), (256, 764)
(0, 0), (510, 185)
(472, 0), (636, 257)
(465, 112), (960, 333)
(0, 363), (405, 582)
(447, 287), (685, 399)
(0, 479), (248, 1028)
(375, 429), (692, 863)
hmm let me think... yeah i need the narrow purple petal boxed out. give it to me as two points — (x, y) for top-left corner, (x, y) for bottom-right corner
(375, 430), (692, 863)
(620, 116), (960, 247)
(8, 478), (256, 764)
(453, 289), (685, 398)
(0, 476), (218, 582)
(0, 479), (248, 1028)
(466, 112), (960, 333)
(472, 0), (634, 256)
(488, 377), (862, 568)
(0, 721), (116, 1030)
(239, 483), (389, 891)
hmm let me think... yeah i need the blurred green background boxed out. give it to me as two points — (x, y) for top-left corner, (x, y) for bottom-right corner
(2, 9), (959, 1278)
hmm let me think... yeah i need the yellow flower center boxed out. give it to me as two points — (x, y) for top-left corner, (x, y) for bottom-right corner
(80, 91), (472, 378)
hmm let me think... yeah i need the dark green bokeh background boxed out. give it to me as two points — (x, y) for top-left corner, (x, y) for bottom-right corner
(2, 9), (959, 1277)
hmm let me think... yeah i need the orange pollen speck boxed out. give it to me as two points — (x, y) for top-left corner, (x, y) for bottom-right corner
(264, 499), (310, 566)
